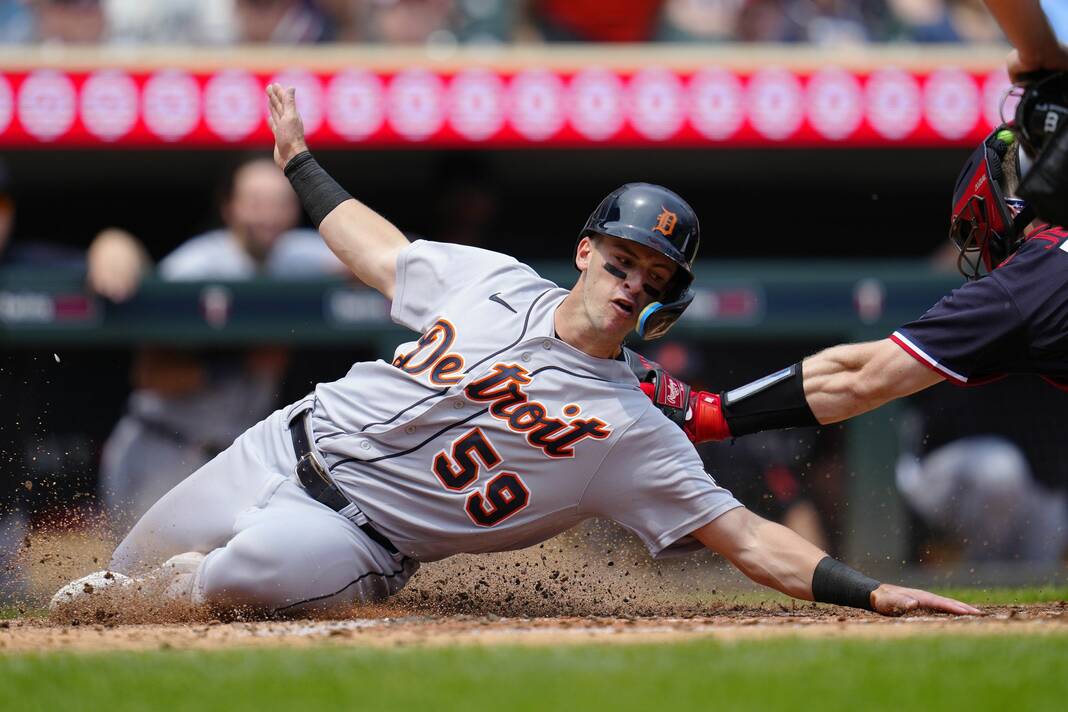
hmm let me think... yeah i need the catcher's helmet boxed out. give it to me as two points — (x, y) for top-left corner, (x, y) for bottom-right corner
(949, 125), (1035, 279)
(578, 182), (700, 339)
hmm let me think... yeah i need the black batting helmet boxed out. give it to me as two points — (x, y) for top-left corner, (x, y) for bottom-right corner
(578, 182), (700, 339)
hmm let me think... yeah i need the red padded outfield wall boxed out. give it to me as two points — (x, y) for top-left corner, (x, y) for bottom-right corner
(0, 46), (1012, 148)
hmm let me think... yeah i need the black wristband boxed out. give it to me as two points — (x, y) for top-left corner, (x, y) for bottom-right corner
(811, 555), (879, 611)
(721, 361), (819, 437)
(283, 150), (353, 227)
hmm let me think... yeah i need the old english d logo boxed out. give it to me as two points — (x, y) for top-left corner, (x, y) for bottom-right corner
(652, 207), (678, 236)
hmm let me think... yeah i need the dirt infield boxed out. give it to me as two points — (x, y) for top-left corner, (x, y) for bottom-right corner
(2, 603), (1067, 655)
(4, 526), (1067, 655)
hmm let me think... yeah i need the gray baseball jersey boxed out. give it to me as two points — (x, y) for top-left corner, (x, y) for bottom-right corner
(311, 240), (741, 561)
(110, 239), (741, 615)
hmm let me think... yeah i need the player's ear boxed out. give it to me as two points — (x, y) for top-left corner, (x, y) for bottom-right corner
(575, 236), (595, 272)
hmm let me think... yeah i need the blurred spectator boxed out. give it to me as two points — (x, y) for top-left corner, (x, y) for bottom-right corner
(736, 0), (892, 44)
(106, 0), (233, 45)
(0, 0), (32, 43)
(657, 0), (744, 43)
(0, 0), (107, 44)
(0, 161), (147, 602)
(530, 0), (665, 42)
(96, 155), (345, 532)
(339, 0), (514, 45)
(0, 160), (145, 276)
(0, 0), (1023, 45)
(889, 0), (1003, 43)
(353, 0), (455, 43)
(232, 0), (334, 43)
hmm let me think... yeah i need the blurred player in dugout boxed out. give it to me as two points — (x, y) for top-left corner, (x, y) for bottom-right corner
(0, 162), (148, 600)
(95, 155), (344, 532)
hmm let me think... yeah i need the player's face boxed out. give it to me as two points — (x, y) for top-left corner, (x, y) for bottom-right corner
(576, 235), (676, 337)
(225, 160), (301, 261)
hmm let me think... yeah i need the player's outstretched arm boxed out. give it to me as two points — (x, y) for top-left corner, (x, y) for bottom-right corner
(801, 338), (943, 424)
(266, 83), (408, 299)
(693, 507), (981, 617)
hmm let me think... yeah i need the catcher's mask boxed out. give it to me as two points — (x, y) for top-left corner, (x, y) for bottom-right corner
(577, 182), (700, 339)
(949, 125), (1035, 279)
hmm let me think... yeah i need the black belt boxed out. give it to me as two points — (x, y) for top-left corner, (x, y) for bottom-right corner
(288, 410), (398, 555)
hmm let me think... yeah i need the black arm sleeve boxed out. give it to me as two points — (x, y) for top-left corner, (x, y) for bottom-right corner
(810, 555), (879, 611)
(283, 151), (353, 228)
(721, 362), (819, 437)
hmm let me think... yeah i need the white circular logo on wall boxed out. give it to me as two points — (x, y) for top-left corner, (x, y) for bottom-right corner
(982, 69), (1017, 130)
(449, 69), (506, 141)
(924, 68), (980, 139)
(747, 68), (804, 141)
(806, 68), (863, 141)
(270, 69), (323, 136)
(203, 69), (262, 141)
(387, 69), (446, 141)
(508, 69), (565, 141)
(326, 70), (385, 141)
(628, 68), (685, 141)
(143, 69), (200, 142)
(865, 68), (922, 140)
(688, 68), (744, 140)
(80, 70), (139, 142)
(18, 70), (76, 141)
(0, 74), (13, 135)
(569, 69), (625, 141)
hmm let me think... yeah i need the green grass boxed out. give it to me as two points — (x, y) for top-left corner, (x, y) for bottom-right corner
(932, 585), (1068, 605)
(2, 636), (1067, 712)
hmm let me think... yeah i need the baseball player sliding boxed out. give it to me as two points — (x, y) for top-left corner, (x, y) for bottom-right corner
(51, 85), (977, 619)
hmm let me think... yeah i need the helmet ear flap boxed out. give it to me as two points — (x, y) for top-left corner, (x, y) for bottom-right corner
(636, 289), (694, 340)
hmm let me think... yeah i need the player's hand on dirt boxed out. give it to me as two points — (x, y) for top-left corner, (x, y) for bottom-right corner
(266, 83), (308, 171)
(870, 583), (981, 617)
(1008, 43), (1068, 83)
(86, 228), (150, 302)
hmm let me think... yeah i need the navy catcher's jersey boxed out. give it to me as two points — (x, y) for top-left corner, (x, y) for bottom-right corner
(891, 225), (1068, 388)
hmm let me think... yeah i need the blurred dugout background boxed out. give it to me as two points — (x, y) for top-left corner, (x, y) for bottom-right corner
(1, 0), (1066, 601)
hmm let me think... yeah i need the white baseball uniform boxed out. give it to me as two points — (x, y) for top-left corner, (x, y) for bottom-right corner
(99, 228), (342, 528)
(111, 240), (741, 615)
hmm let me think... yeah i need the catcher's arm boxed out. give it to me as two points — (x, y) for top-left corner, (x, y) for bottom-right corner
(693, 507), (980, 616)
(629, 338), (941, 443)
(267, 83), (408, 299)
(801, 338), (943, 424)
